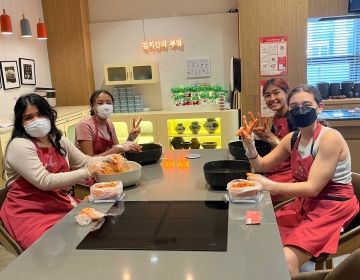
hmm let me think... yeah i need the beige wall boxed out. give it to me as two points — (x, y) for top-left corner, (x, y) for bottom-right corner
(90, 13), (239, 110)
(0, 0), (51, 118)
(238, 0), (308, 116)
(309, 0), (348, 18)
(237, 0), (350, 117)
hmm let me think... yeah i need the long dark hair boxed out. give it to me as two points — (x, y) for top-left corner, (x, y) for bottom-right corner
(89, 89), (114, 116)
(8, 93), (65, 156)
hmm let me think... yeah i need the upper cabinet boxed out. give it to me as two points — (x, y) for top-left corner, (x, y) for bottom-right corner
(104, 63), (159, 85)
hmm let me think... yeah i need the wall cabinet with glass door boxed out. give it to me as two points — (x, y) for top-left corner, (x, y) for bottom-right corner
(104, 63), (159, 85)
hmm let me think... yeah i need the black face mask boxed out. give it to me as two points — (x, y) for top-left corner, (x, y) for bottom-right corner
(289, 106), (317, 128)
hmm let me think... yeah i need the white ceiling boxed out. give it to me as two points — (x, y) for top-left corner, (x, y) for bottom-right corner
(88, 0), (238, 22)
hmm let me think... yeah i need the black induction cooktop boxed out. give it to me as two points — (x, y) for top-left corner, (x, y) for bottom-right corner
(76, 201), (229, 251)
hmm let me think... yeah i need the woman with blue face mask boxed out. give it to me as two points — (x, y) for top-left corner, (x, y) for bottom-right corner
(238, 85), (359, 275)
(0, 93), (114, 249)
(75, 89), (141, 156)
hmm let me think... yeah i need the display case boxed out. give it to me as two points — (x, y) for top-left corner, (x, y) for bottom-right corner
(167, 117), (222, 149)
(111, 109), (239, 151)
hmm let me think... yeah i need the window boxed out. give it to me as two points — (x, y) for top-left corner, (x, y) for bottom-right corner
(307, 17), (360, 85)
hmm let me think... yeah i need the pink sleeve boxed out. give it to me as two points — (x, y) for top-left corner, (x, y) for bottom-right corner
(75, 118), (95, 142)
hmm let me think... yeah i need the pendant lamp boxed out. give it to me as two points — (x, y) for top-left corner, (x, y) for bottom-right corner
(20, 14), (31, 37)
(37, 18), (47, 40)
(0, 8), (13, 34)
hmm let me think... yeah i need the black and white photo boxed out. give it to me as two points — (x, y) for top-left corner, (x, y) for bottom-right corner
(19, 58), (36, 85)
(0, 61), (20, 90)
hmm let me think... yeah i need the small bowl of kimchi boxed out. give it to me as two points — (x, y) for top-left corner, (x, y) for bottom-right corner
(94, 160), (142, 187)
(226, 179), (262, 199)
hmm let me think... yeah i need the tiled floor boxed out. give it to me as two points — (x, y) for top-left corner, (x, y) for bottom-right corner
(0, 245), (16, 272)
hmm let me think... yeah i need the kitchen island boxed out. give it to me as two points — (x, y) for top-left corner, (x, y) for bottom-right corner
(0, 149), (290, 280)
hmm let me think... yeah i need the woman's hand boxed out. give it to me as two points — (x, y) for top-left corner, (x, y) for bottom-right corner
(124, 141), (142, 153)
(128, 117), (142, 141)
(249, 112), (280, 147)
(85, 162), (105, 176)
(246, 172), (273, 192)
(236, 114), (258, 140)
(114, 142), (142, 153)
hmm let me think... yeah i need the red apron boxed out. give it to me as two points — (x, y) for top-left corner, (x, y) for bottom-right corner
(0, 141), (77, 249)
(266, 116), (294, 203)
(93, 117), (114, 155)
(276, 123), (359, 257)
(81, 117), (114, 186)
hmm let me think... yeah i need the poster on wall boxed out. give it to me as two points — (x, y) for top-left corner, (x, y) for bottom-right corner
(19, 58), (36, 85)
(260, 80), (275, 118)
(259, 36), (288, 76)
(0, 61), (20, 90)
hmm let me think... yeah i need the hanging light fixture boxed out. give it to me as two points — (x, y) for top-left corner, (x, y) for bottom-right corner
(20, 14), (31, 37)
(37, 18), (47, 40)
(0, 8), (13, 34)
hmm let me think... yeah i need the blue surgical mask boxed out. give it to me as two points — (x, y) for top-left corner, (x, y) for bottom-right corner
(289, 106), (317, 128)
(24, 118), (51, 138)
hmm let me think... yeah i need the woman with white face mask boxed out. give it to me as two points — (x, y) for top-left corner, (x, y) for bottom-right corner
(75, 90), (142, 157)
(0, 93), (116, 249)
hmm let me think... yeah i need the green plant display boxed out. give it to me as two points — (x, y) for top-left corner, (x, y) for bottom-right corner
(170, 85), (227, 106)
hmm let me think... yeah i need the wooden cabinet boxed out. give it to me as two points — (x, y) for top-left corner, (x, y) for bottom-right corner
(104, 63), (159, 85)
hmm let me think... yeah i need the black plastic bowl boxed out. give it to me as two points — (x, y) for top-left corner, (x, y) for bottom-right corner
(203, 160), (251, 189)
(228, 140), (272, 160)
(125, 143), (162, 165)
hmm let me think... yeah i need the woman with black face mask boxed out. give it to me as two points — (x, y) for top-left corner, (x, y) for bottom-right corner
(238, 84), (359, 276)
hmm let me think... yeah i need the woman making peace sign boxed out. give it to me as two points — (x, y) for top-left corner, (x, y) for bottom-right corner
(75, 89), (142, 156)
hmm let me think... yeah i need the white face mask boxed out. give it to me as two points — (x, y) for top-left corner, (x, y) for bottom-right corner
(24, 118), (51, 138)
(96, 104), (113, 119)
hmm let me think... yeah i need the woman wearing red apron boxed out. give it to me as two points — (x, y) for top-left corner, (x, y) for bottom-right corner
(75, 89), (141, 157)
(254, 78), (297, 204)
(239, 85), (359, 275)
(0, 94), (109, 249)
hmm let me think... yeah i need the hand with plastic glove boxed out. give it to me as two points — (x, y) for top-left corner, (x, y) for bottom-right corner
(124, 141), (142, 153)
(246, 172), (274, 192)
(85, 161), (105, 176)
(236, 115), (259, 159)
(250, 112), (280, 147)
(127, 117), (142, 142)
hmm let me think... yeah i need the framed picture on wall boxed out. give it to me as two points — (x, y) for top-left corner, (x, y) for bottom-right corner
(19, 58), (36, 85)
(0, 61), (20, 90)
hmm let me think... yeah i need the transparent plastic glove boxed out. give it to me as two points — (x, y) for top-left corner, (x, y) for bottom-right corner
(253, 130), (280, 147)
(246, 172), (273, 191)
(85, 162), (105, 176)
(104, 154), (125, 164)
(236, 114), (258, 159)
(125, 141), (142, 153)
